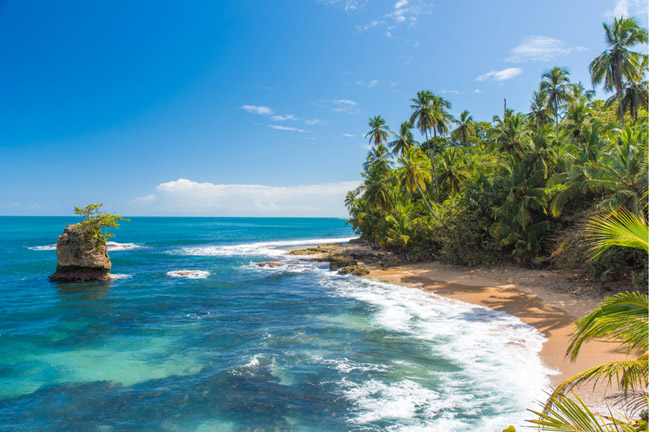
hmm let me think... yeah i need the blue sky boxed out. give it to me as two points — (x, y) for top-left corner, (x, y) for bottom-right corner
(1, 0), (647, 216)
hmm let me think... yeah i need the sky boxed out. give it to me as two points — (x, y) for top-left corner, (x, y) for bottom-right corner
(1, 0), (648, 217)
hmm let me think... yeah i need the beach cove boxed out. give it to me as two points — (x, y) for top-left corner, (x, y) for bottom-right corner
(0, 216), (578, 431)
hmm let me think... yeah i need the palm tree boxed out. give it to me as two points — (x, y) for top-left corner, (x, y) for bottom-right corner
(607, 79), (649, 123)
(365, 115), (390, 146)
(452, 110), (476, 157)
(389, 121), (415, 157)
(437, 148), (470, 197)
(396, 146), (435, 216)
(589, 17), (649, 126)
(530, 90), (552, 128)
(409, 90), (441, 202)
(540, 67), (572, 139)
(537, 208), (648, 427)
(492, 110), (529, 158)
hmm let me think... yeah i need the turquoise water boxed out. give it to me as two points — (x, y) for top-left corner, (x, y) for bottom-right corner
(0, 217), (550, 431)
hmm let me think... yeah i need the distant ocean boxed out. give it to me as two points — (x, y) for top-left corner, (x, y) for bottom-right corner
(0, 217), (550, 431)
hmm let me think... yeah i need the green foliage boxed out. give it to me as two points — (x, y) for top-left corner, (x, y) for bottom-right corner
(345, 16), (648, 277)
(431, 200), (501, 266)
(74, 203), (129, 249)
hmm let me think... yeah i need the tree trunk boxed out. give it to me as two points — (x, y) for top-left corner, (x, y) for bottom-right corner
(554, 94), (559, 140)
(615, 61), (625, 127)
(415, 180), (436, 218)
(430, 130), (440, 202)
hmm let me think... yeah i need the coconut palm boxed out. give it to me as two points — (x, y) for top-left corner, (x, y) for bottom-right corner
(365, 115), (390, 146)
(538, 208), (649, 425)
(607, 79), (649, 123)
(409, 90), (442, 202)
(452, 110), (476, 157)
(589, 17), (649, 126)
(530, 90), (552, 127)
(540, 67), (572, 139)
(389, 121), (415, 157)
(396, 146), (435, 216)
(492, 110), (530, 158)
(437, 148), (470, 197)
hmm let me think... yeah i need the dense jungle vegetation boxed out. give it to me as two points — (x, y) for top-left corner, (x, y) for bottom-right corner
(345, 17), (649, 287)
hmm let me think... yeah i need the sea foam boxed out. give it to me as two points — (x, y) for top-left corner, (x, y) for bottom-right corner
(28, 241), (139, 252)
(322, 275), (554, 431)
(172, 237), (356, 258)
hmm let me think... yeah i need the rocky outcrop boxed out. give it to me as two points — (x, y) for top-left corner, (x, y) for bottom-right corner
(328, 255), (357, 271)
(256, 261), (287, 268)
(337, 264), (370, 276)
(49, 224), (111, 282)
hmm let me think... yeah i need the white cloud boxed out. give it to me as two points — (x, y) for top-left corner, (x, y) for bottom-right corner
(474, 89), (483, 94)
(129, 178), (360, 217)
(342, 133), (356, 137)
(440, 88), (462, 94)
(355, 79), (379, 88)
(305, 119), (324, 125)
(268, 125), (308, 133)
(507, 36), (582, 63)
(604, 0), (648, 17)
(318, 0), (366, 11)
(242, 105), (273, 115)
(476, 67), (523, 82)
(332, 99), (357, 105)
(270, 114), (297, 121)
(355, 0), (431, 36)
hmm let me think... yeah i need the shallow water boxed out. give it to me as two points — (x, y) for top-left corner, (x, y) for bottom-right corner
(0, 217), (550, 431)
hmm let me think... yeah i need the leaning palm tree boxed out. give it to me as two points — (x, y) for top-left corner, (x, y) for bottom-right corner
(535, 208), (649, 429)
(540, 67), (572, 140)
(365, 115), (390, 146)
(452, 110), (476, 157)
(389, 121), (415, 157)
(396, 146), (436, 217)
(589, 17), (649, 126)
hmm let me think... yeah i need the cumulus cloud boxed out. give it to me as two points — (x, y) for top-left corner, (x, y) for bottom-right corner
(507, 36), (585, 62)
(476, 67), (523, 82)
(241, 105), (273, 115)
(129, 178), (360, 217)
(342, 133), (356, 137)
(604, 0), (648, 17)
(304, 119), (324, 125)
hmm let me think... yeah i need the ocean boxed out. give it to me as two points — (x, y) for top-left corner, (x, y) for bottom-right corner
(0, 217), (550, 431)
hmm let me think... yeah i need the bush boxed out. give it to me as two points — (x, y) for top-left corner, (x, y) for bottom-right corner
(431, 202), (501, 266)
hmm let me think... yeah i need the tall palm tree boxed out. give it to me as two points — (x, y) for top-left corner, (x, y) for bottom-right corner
(589, 16), (649, 126)
(409, 90), (441, 202)
(396, 146), (435, 216)
(365, 115), (390, 146)
(452, 110), (476, 157)
(540, 67), (572, 139)
(492, 110), (529, 158)
(530, 90), (552, 128)
(607, 79), (649, 123)
(388, 121), (415, 157)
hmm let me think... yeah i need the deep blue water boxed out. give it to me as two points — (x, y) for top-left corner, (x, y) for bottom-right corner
(0, 217), (550, 431)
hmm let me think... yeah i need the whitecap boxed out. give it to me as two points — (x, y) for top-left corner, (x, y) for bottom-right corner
(166, 270), (210, 279)
(322, 276), (554, 431)
(109, 274), (132, 280)
(171, 237), (356, 258)
(28, 241), (139, 252)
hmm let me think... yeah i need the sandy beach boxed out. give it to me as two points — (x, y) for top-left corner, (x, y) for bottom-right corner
(292, 242), (635, 408)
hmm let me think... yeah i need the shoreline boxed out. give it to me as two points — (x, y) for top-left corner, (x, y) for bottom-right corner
(289, 241), (633, 406)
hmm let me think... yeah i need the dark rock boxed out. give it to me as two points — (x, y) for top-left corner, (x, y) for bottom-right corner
(381, 255), (403, 268)
(338, 265), (370, 276)
(256, 261), (286, 268)
(328, 255), (357, 271)
(49, 223), (111, 282)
